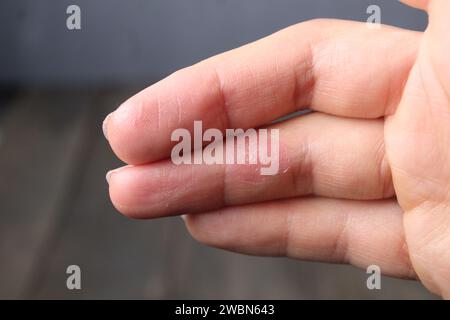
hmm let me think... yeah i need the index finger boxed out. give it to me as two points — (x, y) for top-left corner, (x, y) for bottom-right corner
(104, 19), (419, 164)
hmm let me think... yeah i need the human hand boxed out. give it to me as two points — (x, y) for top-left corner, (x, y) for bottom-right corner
(103, 0), (450, 297)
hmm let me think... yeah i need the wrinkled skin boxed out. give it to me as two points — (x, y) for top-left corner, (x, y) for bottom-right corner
(104, 0), (450, 297)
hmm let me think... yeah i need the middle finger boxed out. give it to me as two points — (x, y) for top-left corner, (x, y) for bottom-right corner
(108, 112), (393, 218)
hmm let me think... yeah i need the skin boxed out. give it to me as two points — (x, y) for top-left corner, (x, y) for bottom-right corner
(103, 0), (450, 297)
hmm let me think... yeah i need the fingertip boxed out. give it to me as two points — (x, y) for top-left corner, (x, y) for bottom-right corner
(105, 93), (174, 165)
(105, 102), (140, 164)
(184, 210), (243, 249)
(107, 166), (137, 216)
(106, 165), (146, 218)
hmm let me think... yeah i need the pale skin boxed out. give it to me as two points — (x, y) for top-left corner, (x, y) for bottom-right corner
(103, 0), (450, 297)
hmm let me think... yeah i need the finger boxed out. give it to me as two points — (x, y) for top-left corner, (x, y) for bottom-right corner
(184, 197), (415, 279)
(108, 113), (393, 218)
(104, 19), (420, 164)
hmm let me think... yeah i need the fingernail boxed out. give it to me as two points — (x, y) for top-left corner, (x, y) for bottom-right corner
(102, 113), (111, 140)
(106, 170), (113, 184)
(106, 165), (133, 184)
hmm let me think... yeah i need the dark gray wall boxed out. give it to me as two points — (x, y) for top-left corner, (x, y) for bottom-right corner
(0, 0), (427, 87)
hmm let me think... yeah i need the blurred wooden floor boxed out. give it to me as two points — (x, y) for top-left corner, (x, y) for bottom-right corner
(0, 90), (437, 299)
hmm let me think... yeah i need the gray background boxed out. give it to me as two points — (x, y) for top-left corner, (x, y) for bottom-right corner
(0, 0), (426, 87)
(0, 1), (435, 300)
